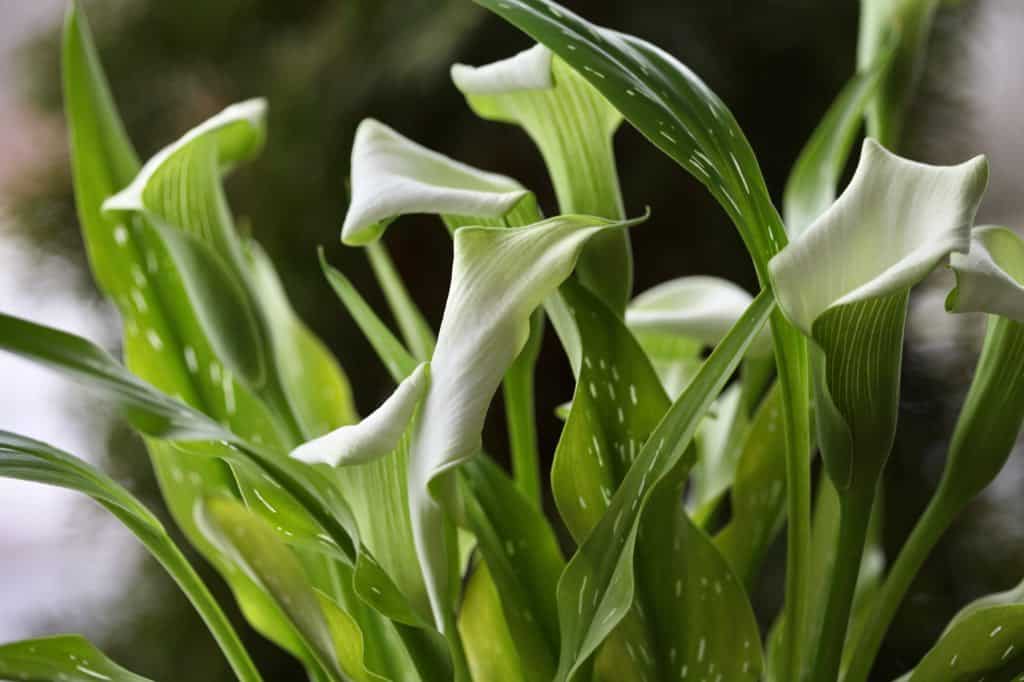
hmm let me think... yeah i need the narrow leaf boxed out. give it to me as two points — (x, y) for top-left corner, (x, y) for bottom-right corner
(0, 635), (152, 682)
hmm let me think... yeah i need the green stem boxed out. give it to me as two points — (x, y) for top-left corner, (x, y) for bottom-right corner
(771, 313), (813, 681)
(367, 241), (436, 361)
(503, 365), (541, 507)
(842, 485), (957, 682)
(809, 484), (875, 682)
(503, 310), (544, 508)
(132, 519), (262, 682)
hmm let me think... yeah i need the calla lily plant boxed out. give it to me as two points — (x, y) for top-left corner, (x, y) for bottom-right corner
(3, 1), (1024, 682)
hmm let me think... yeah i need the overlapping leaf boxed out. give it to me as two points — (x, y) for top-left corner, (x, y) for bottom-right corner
(550, 281), (773, 680)
(0, 431), (261, 682)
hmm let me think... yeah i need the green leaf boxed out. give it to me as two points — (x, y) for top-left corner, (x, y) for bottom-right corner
(197, 496), (384, 682)
(249, 243), (358, 440)
(103, 99), (270, 389)
(452, 44), (632, 312)
(0, 635), (152, 682)
(0, 431), (261, 682)
(319, 251), (420, 384)
(457, 457), (565, 679)
(635, 470), (764, 682)
(473, 0), (787, 280)
(714, 385), (788, 585)
(782, 41), (895, 236)
(146, 220), (267, 389)
(0, 312), (226, 441)
(857, 0), (942, 148)
(551, 287), (773, 680)
(366, 241), (437, 361)
(552, 279), (763, 681)
(903, 586), (1024, 681)
(458, 563), (526, 682)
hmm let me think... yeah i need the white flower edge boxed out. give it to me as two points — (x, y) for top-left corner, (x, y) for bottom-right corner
(626, 276), (772, 356)
(769, 138), (988, 336)
(103, 98), (267, 212)
(290, 362), (430, 466)
(342, 119), (529, 246)
(450, 43), (553, 95)
(292, 212), (644, 631)
(947, 226), (1024, 322)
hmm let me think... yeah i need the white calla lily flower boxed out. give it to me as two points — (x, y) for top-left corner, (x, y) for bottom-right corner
(626, 276), (772, 356)
(453, 43), (631, 313)
(342, 119), (531, 245)
(292, 212), (642, 631)
(947, 226), (1024, 322)
(770, 138), (988, 336)
(290, 362), (430, 466)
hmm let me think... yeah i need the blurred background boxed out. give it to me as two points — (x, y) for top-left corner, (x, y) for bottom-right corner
(0, 0), (1021, 680)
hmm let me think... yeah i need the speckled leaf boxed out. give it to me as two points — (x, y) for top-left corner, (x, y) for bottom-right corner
(61, 7), (351, 673)
(457, 456), (565, 679)
(635, 471), (763, 682)
(551, 280), (773, 680)
(0, 635), (152, 682)
(475, 0), (787, 280)
(905, 590), (1024, 681)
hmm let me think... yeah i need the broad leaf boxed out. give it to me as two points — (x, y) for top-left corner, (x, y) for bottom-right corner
(551, 288), (773, 680)
(457, 457), (565, 679)
(0, 635), (152, 682)
(103, 98), (270, 389)
(552, 279), (762, 681)
(197, 496), (385, 682)
(458, 563), (526, 682)
(903, 584), (1024, 681)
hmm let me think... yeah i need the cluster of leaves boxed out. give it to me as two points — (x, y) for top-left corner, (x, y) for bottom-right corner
(2, 2), (1024, 682)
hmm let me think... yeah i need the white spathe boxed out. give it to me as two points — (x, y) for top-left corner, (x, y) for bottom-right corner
(770, 139), (988, 336)
(948, 226), (1024, 322)
(291, 213), (640, 631)
(342, 119), (529, 246)
(451, 43), (553, 95)
(626, 276), (772, 355)
(290, 362), (429, 466)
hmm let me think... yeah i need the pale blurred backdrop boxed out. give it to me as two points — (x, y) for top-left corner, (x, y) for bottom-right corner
(0, 1), (1021, 679)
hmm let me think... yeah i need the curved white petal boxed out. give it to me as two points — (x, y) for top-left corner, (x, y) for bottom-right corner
(342, 119), (529, 245)
(410, 213), (642, 631)
(450, 43), (553, 94)
(948, 226), (1024, 322)
(103, 98), (266, 212)
(625, 276), (771, 355)
(769, 139), (988, 335)
(289, 362), (429, 466)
